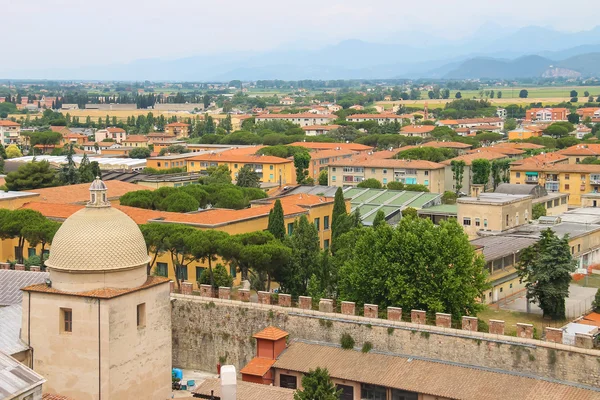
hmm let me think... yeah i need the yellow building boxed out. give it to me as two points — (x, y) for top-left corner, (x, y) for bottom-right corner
(510, 163), (600, 206)
(186, 153), (295, 185)
(457, 193), (533, 240)
(165, 122), (191, 138)
(122, 134), (149, 148)
(507, 126), (543, 141)
(5, 181), (347, 291)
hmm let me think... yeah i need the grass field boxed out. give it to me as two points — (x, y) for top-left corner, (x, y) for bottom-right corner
(477, 306), (564, 337)
(7, 109), (231, 123)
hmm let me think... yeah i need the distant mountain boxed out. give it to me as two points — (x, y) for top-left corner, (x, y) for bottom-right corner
(442, 52), (600, 80)
(3, 25), (600, 80)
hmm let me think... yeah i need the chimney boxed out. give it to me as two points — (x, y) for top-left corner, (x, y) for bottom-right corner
(221, 365), (237, 400)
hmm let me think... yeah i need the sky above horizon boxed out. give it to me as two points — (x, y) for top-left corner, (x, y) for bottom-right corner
(4, 0), (598, 71)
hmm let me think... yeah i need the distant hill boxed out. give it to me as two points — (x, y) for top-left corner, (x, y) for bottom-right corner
(442, 53), (600, 80)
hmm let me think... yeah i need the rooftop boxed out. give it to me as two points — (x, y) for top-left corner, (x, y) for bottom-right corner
(457, 193), (531, 205)
(253, 326), (289, 341)
(400, 125), (436, 134)
(329, 157), (445, 169)
(511, 163), (600, 173)
(470, 235), (538, 262)
(288, 141), (373, 152)
(442, 151), (508, 166)
(256, 112), (336, 119)
(0, 270), (49, 306)
(31, 180), (150, 204)
(239, 358), (277, 377)
(0, 305), (28, 356)
(0, 351), (46, 399)
(274, 341), (600, 400)
(186, 153), (291, 164)
(193, 378), (295, 400)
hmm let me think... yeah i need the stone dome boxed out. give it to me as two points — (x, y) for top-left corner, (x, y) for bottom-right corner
(45, 206), (150, 273)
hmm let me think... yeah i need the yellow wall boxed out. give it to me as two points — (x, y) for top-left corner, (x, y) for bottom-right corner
(187, 159), (295, 185)
(507, 130), (540, 141)
(146, 156), (194, 170)
(511, 170), (598, 206)
(458, 198), (532, 239)
(122, 140), (149, 148)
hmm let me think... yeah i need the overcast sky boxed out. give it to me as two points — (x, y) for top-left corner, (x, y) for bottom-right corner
(4, 0), (598, 70)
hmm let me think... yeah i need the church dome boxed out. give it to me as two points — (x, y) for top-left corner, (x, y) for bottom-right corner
(45, 178), (150, 274)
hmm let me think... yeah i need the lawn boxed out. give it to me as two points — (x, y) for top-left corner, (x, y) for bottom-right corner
(574, 273), (600, 289)
(477, 306), (565, 337)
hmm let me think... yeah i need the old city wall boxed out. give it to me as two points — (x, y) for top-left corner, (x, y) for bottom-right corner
(171, 294), (600, 387)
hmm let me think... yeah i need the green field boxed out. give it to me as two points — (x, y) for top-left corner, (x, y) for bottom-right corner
(477, 306), (565, 337)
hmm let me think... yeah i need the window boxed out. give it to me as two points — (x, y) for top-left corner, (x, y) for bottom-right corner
(578, 244), (581, 252)
(196, 266), (205, 280)
(424, 180), (429, 186)
(14, 246), (23, 262)
(324, 239), (330, 249)
(332, 167), (336, 172)
(424, 171), (429, 176)
(337, 385), (354, 400)
(383, 178), (387, 184)
(571, 246), (574, 254)
(324, 216), (330, 230)
(280, 374), (297, 389)
(270, 174), (274, 180)
(287, 223), (294, 236)
(506, 214), (509, 226)
(483, 219), (488, 228)
(28, 247), (36, 258)
(314, 217), (320, 231)
(383, 169), (387, 174)
(137, 303), (146, 328)
(463, 217), (471, 226)
(565, 174), (570, 180)
(391, 389), (418, 400)
(509, 283), (513, 289)
(332, 176), (336, 181)
(516, 172), (521, 178)
(500, 287), (503, 293)
(230, 265), (237, 277)
(371, 168), (375, 173)
(61, 308), (72, 333)
(581, 174), (586, 181)
(190, 162), (195, 167)
(564, 184), (570, 190)
(561, 197), (567, 204)
(176, 265), (188, 280)
(475, 218), (480, 227)
(361, 383), (386, 400)
(234, 164), (238, 168)
(156, 262), (168, 277)
(270, 165), (274, 170)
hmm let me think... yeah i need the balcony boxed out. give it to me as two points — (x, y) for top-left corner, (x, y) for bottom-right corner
(524, 176), (539, 184)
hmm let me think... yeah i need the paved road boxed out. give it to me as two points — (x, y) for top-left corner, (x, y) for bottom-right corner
(499, 284), (597, 318)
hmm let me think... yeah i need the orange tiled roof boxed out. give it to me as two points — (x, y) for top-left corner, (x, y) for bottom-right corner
(495, 142), (544, 150)
(22, 276), (170, 299)
(82, 141), (114, 147)
(469, 124), (501, 130)
(220, 146), (266, 156)
(329, 156), (444, 169)
(31, 180), (151, 204)
(438, 119), (459, 125)
(347, 113), (403, 119)
(467, 146), (525, 156)
(186, 153), (291, 164)
(289, 142), (373, 152)
(147, 132), (176, 138)
(441, 151), (508, 166)
(253, 326), (289, 341)
(419, 140), (472, 149)
(50, 126), (72, 135)
(456, 117), (503, 124)
(256, 113), (336, 119)
(308, 148), (357, 159)
(106, 127), (125, 133)
(124, 135), (148, 142)
(166, 122), (190, 127)
(240, 358), (277, 377)
(301, 124), (341, 131)
(511, 152), (568, 167)
(0, 120), (20, 126)
(511, 163), (600, 173)
(400, 125), (435, 134)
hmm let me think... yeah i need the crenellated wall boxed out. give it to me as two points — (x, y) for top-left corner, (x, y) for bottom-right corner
(171, 292), (600, 388)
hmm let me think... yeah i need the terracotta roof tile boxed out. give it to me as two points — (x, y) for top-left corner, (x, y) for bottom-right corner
(186, 153), (291, 164)
(400, 125), (435, 134)
(289, 142), (373, 152)
(511, 152), (568, 166)
(256, 113), (336, 119)
(347, 113), (403, 119)
(106, 127), (125, 133)
(330, 157), (445, 169)
(240, 358), (277, 377)
(193, 378), (294, 400)
(301, 124), (341, 130)
(495, 142), (545, 150)
(22, 276), (170, 299)
(124, 135), (148, 142)
(0, 120), (20, 127)
(31, 180), (151, 204)
(253, 326), (289, 341)
(467, 146), (525, 156)
(274, 342), (600, 400)
(43, 394), (75, 400)
(442, 151), (508, 166)
(511, 163), (600, 173)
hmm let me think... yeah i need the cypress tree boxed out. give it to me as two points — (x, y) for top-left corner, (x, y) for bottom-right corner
(267, 199), (285, 240)
(332, 187), (347, 231)
(373, 210), (386, 228)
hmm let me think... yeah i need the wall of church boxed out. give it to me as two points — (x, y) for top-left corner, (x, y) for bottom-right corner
(107, 283), (172, 400)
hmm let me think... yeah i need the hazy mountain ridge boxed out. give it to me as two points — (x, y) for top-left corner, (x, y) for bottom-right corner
(3, 25), (600, 81)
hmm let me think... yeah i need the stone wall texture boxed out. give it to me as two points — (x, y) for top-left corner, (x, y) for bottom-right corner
(171, 295), (600, 387)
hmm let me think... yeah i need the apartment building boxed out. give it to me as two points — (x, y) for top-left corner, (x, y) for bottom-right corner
(165, 122), (191, 138)
(457, 193), (532, 239)
(95, 127), (127, 143)
(438, 117), (504, 131)
(146, 132), (177, 144)
(186, 153), (294, 185)
(525, 107), (568, 122)
(507, 125), (544, 141)
(288, 141), (373, 153)
(327, 157), (446, 193)
(0, 120), (21, 145)
(301, 124), (340, 136)
(510, 163), (600, 205)
(122, 134), (150, 148)
(346, 113), (404, 124)
(255, 113), (337, 127)
(441, 151), (509, 195)
(400, 125), (435, 138)
(559, 143), (600, 164)
(577, 107), (600, 119)
(307, 149), (357, 180)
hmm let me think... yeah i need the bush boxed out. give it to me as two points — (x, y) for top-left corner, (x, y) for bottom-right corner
(24, 255), (42, 268)
(477, 318), (489, 332)
(340, 333), (355, 349)
(361, 341), (373, 353)
(386, 181), (404, 190)
(593, 288), (600, 312)
(357, 178), (382, 189)
(198, 264), (233, 288)
(163, 192), (199, 212)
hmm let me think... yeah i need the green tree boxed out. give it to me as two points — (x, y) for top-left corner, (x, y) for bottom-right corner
(159, 144), (190, 156)
(373, 210), (386, 228)
(78, 154), (95, 183)
(331, 187), (347, 241)
(318, 170), (328, 185)
(471, 158), (491, 186)
(189, 230), (229, 286)
(26, 131), (62, 152)
(450, 160), (465, 194)
(491, 159), (511, 190)
(242, 241), (291, 291)
(203, 165), (232, 185)
(162, 191), (199, 212)
(401, 207), (418, 218)
(6, 144), (22, 159)
(129, 147), (151, 159)
(280, 216), (320, 296)
(161, 224), (198, 290)
(294, 368), (341, 400)
(120, 190), (155, 209)
(504, 118), (517, 131)
(396, 147), (456, 162)
(593, 289), (600, 312)
(455, 91), (462, 99)
(357, 178), (382, 189)
(179, 185), (209, 208)
(544, 124), (570, 138)
(5, 160), (57, 191)
(236, 165), (261, 188)
(140, 223), (169, 274)
(198, 264), (233, 288)
(58, 144), (80, 185)
(338, 218), (487, 318)
(519, 89), (528, 98)
(294, 151), (311, 184)
(22, 218), (60, 267)
(386, 181), (404, 190)
(267, 199), (285, 240)
(517, 229), (576, 320)
(0, 209), (47, 263)
(532, 203), (547, 220)
(567, 113), (580, 124)
(570, 90), (578, 98)
(441, 191), (457, 204)
(405, 184), (429, 192)
(221, 114), (233, 134)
